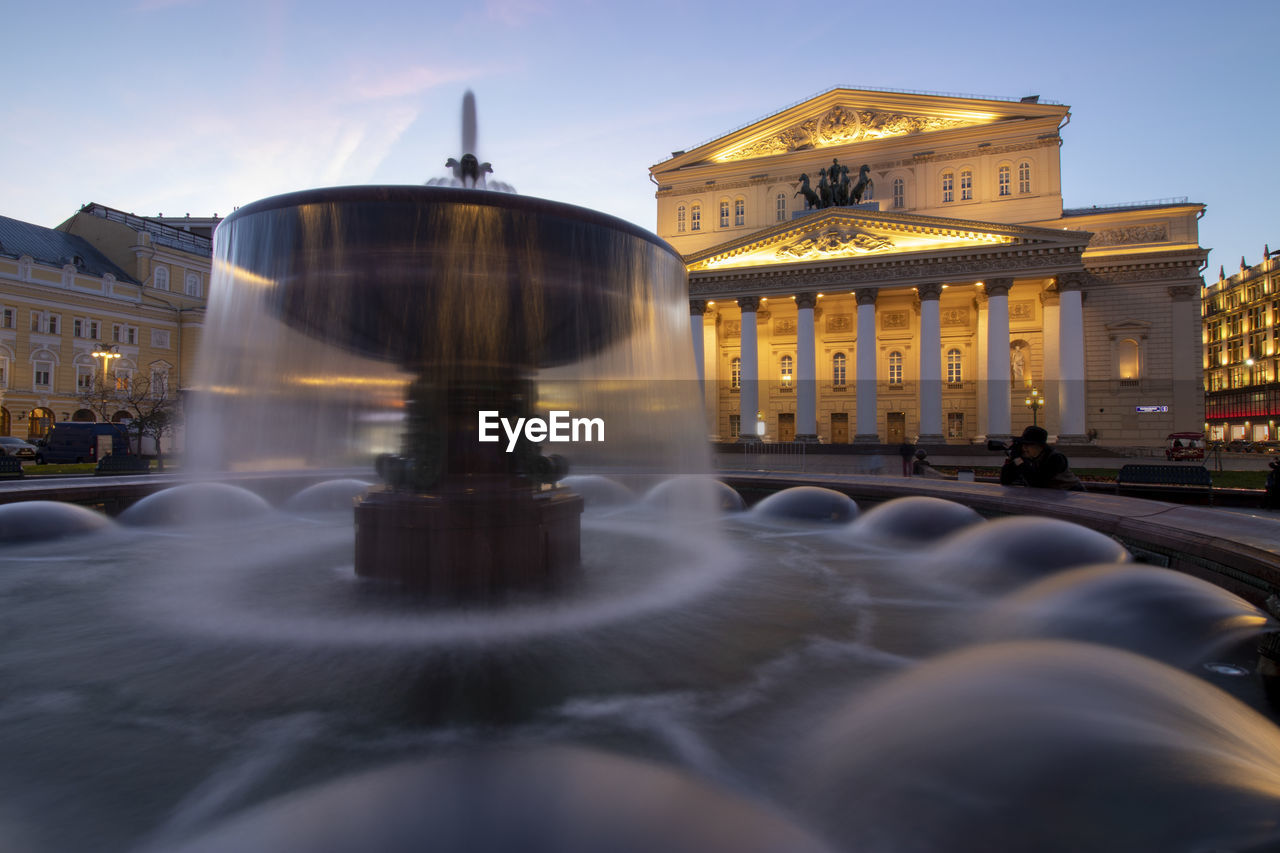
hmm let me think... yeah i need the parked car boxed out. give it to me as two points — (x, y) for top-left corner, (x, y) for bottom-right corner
(1252, 440), (1280, 455)
(1226, 439), (1252, 452)
(34, 422), (131, 464)
(0, 436), (38, 459)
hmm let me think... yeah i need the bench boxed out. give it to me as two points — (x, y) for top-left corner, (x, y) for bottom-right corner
(95, 454), (151, 476)
(1116, 464), (1212, 504)
(0, 456), (25, 479)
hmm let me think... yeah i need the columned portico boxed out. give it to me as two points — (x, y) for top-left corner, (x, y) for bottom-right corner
(1040, 289), (1061, 437)
(1057, 272), (1088, 442)
(795, 292), (819, 442)
(737, 296), (760, 442)
(984, 278), (1012, 439)
(854, 288), (879, 442)
(916, 283), (944, 443)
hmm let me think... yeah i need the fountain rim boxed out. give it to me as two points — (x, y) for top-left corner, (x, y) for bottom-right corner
(218, 184), (681, 258)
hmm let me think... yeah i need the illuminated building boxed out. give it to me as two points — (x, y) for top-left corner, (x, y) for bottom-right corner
(1202, 251), (1280, 443)
(0, 204), (209, 442)
(653, 87), (1207, 445)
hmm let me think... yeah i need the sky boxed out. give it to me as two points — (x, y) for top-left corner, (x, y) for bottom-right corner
(4, 0), (1277, 274)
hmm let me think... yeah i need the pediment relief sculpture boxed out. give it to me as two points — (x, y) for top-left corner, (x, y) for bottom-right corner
(775, 227), (894, 261)
(719, 106), (978, 161)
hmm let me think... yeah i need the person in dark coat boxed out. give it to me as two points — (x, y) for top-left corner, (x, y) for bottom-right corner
(1000, 426), (1083, 490)
(898, 441), (916, 477)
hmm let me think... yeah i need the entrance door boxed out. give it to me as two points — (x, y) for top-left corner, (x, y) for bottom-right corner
(830, 412), (849, 444)
(886, 411), (906, 444)
(778, 413), (795, 442)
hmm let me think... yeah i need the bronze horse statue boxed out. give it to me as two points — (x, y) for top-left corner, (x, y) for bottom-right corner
(850, 164), (873, 204)
(795, 174), (821, 209)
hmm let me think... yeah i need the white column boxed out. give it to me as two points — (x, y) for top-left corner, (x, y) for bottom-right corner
(1169, 284), (1204, 434)
(702, 308), (719, 439)
(1058, 272), (1087, 440)
(1040, 289), (1061, 438)
(855, 288), (879, 442)
(917, 283), (944, 442)
(795, 292), (818, 441)
(738, 296), (760, 441)
(985, 278), (1012, 438)
(975, 292), (988, 438)
(690, 301), (707, 387)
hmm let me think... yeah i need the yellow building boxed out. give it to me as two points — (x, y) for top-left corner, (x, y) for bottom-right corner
(653, 87), (1207, 446)
(1203, 251), (1279, 443)
(0, 204), (209, 442)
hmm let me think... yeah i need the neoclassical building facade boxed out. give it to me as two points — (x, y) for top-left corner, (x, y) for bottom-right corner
(651, 88), (1206, 445)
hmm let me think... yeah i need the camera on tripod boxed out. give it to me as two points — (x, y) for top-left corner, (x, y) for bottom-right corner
(986, 437), (1024, 457)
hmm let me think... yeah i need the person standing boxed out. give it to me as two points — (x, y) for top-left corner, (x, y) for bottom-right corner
(898, 441), (916, 477)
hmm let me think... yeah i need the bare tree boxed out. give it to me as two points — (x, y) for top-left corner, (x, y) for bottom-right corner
(116, 371), (184, 471)
(75, 373), (122, 426)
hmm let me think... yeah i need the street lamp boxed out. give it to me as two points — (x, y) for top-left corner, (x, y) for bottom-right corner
(1024, 387), (1045, 427)
(91, 344), (121, 385)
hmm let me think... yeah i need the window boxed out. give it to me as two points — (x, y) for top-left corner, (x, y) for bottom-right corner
(114, 370), (131, 391)
(31, 312), (59, 334)
(0, 355), (7, 387)
(1117, 338), (1140, 380)
(734, 198), (745, 227)
(77, 366), (94, 392)
(150, 367), (169, 398)
(677, 205), (686, 233)
(74, 318), (84, 338)
(691, 204), (701, 232)
(998, 165), (1011, 197)
(1, 307), (13, 329)
(832, 352), (847, 386)
(113, 324), (138, 345)
(185, 272), (201, 297)
(776, 193), (787, 222)
(90, 320), (99, 340)
(960, 169), (973, 201)
(719, 200), (730, 228)
(729, 414), (741, 438)
(941, 171), (954, 203)
(730, 356), (741, 390)
(946, 348), (963, 384)
(892, 178), (905, 209)
(888, 350), (903, 385)
(47, 314), (58, 335)
(154, 266), (170, 291)
(780, 354), (793, 388)
(947, 412), (965, 438)
(1018, 160), (1031, 194)
(74, 318), (99, 339)
(34, 361), (52, 389)
(151, 329), (171, 348)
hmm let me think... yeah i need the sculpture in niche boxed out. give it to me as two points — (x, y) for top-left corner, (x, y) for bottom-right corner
(1010, 341), (1030, 384)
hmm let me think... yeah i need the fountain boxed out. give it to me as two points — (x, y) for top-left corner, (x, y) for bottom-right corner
(3, 96), (1280, 851)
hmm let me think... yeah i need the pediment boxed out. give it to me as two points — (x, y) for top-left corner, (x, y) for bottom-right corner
(659, 88), (1068, 169)
(686, 209), (1090, 274)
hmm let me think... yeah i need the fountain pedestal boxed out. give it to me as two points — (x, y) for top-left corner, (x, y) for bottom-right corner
(354, 485), (582, 598)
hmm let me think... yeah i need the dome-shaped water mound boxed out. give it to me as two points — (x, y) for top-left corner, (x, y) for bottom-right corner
(559, 475), (635, 510)
(846, 496), (983, 543)
(169, 746), (835, 853)
(928, 515), (1128, 589)
(119, 482), (274, 527)
(751, 486), (858, 524)
(979, 564), (1271, 669)
(0, 501), (113, 544)
(796, 640), (1280, 853)
(283, 479), (372, 513)
(643, 477), (745, 513)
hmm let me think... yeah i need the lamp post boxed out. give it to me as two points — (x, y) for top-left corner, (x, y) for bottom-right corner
(91, 345), (121, 386)
(1025, 387), (1044, 427)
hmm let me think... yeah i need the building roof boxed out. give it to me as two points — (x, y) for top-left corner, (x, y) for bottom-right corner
(73, 203), (213, 257)
(0, 214), (138, 283)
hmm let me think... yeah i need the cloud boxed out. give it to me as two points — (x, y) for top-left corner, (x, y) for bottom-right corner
(345, 65), (477, 101)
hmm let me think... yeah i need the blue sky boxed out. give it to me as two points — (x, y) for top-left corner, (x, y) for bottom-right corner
(5, 0), (1276, 272)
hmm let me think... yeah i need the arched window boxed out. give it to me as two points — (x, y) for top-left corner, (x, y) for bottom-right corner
(832, 352), (847, 386)
(960, 169), (973, 201)
(730, 357), (741, 389)
(941, 171), (954, 203)
(734, 198), (745, 226)
(997, 165), (1011, 197)
(72, 409), (96, 422)
(676, 205), (686, 233)
(892, 178), (905, 209)
(775, 193), (787, 222)
(1118, 338), (1141, 380)
(1018, 160), (1032, 194)
(888, 350), (903, 385)
(153, 265), (169, 291)
(28, 407), (54, 442)
(780, 354), (793, 387)
(690, 204), (701, 232)
(719, 200), (730, 228)
(185, 273), (201, 297)
(111, 410), (131, 424)
(946, 348), (963, 384)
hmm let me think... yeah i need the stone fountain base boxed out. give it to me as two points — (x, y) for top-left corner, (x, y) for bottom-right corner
(353, 486), (583, 599)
